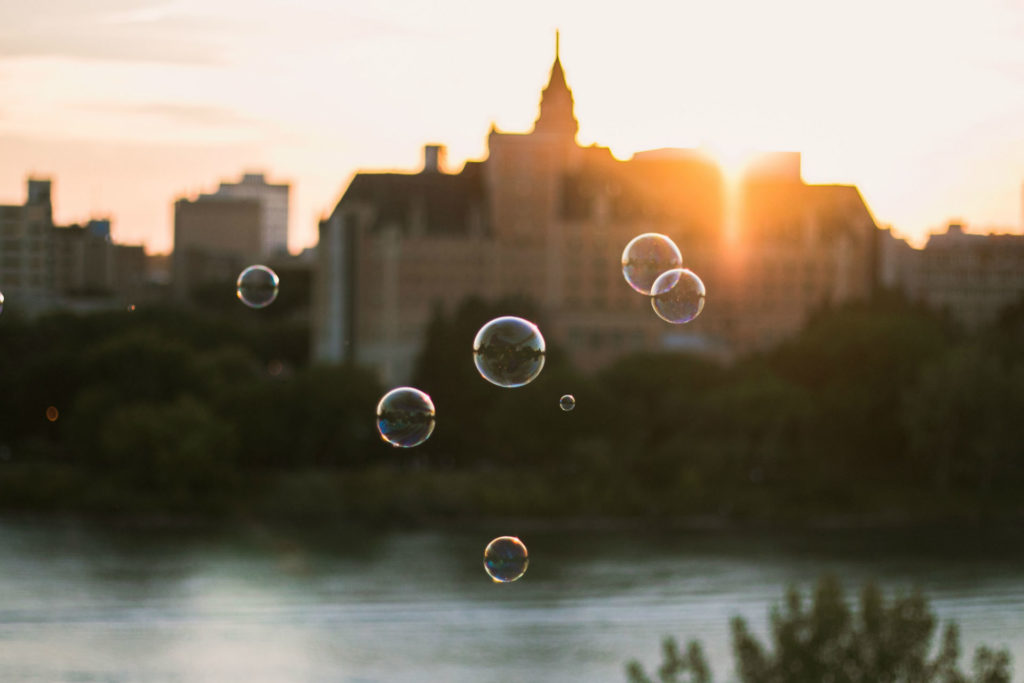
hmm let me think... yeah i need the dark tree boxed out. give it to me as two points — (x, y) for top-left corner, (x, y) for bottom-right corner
(628, 577), (1012, 683)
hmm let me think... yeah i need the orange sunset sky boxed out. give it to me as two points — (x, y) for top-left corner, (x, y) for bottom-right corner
(1, 0), (1022, 254)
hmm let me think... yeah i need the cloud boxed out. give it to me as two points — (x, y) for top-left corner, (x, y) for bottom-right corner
(0, 39), (221, 66)
(0, 0), (225, 65)
(76, 102), (252, 127)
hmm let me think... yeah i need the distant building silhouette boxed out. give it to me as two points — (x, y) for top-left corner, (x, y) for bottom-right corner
(882, 222), (1024, 329)
(211, 173), (290, 257)
(313, 36), (879, 382)
(53, 220), (146, 303)
(0, 179), (55, 312)
(0, 179), (146, 314)
(172, 172), (289, 300)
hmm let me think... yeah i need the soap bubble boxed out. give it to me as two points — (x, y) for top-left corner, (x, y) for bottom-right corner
(483, 536), (529, 583)
(376, 387), (436, 448)
(473, 316), (546, 388)
(45, 406), (59, 422)
(651, 268), (705, 324)
(0, 291), (4, 315)
(559, 394), (576, 411)
(621, 233), (682, 295)
(236, 265), (279, 308)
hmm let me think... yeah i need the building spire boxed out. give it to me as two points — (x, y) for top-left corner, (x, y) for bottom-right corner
(533, 30), (578, 138)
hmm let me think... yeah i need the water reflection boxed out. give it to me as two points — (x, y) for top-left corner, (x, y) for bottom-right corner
(0, 521), (1020, 682)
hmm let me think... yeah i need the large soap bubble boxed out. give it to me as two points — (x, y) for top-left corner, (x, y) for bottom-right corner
(650, 268), (706, 324)
(621, 233), (682, 295)
(472, 316), (546, 388)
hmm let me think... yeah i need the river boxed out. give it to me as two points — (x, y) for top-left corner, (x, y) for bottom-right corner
(0, 519), (1020, 682)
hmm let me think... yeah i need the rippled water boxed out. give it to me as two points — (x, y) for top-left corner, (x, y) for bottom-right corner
(0, 519), (1021, 682)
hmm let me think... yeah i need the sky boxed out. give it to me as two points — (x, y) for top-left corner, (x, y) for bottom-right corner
(0, 0), (1022, 253)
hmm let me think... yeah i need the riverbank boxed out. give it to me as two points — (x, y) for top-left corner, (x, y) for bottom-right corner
(3, 462), (1024, 538)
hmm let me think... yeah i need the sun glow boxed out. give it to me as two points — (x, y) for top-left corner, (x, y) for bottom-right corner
(0, 0), (1021, 252)
(700, 142), (757, 183)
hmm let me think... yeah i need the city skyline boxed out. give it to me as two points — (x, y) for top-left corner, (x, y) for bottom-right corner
(1, 0), (1023, 254)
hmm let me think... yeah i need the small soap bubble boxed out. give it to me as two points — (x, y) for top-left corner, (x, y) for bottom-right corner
(376, 387), (436, 448)
(0, 291), (4, 315)
(45, 406), (59, 422)
(483, 536), (529, 583)
(473, 316), (546, 388)
(126, 304), (136, 313)
(621, 233), (682, 295)
(236, 265), (279, 309)
(650, 268), (705, 324)
(559, 394), (576, 412)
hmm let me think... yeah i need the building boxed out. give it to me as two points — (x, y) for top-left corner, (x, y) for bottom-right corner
(1, 179), (149, 314)
(172, 172), (289, 300)
(210, 173), (290, 257)
(887, 223), (1024, 329)
(0, 179), (56, 313)
(53, 220), (114, 296)
(313, 37), (880, 383)
(53, 220), (147, 305)
(173, 194), (261, 299)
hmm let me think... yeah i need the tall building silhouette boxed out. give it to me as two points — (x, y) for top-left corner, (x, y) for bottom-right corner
(0, 179), (55, 312)
(172, 172), (289, 299)
(212, 173), (290, 257)
(313, 36), (879, 383)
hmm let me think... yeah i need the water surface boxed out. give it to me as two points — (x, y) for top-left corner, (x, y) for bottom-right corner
(0, 519), (1020, 682)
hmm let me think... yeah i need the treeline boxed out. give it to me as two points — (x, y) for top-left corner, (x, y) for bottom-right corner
(409, 292), (1024, 521)
(0, 291), (1021, 524)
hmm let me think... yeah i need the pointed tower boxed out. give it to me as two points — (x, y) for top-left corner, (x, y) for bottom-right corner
(533, 31), (579, 139)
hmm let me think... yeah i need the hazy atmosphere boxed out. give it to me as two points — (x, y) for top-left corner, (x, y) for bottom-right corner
(1, 0), (1023, 252)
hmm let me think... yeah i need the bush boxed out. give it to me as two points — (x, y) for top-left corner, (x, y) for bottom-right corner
(627, 576), (1012, 683)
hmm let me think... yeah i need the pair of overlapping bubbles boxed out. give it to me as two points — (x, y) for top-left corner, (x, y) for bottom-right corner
(621, 233), (705, 324)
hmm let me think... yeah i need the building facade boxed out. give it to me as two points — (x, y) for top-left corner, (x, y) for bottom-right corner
(313, 39), (880, 383)
(1, 179), (148, 314)
(210, 173), (290, 257)
(172, 172), (290, 300)
(0, 179), (56, 313)
(53, 220), (147, 305)
(884, 223), (1024, 329)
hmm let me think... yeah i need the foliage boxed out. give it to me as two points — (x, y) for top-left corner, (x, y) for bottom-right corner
(0, 291), (1022, 522)
(98, 396), (238, 510)
(628, 576), (1013, 683)
(626, 638), (711, 683)
(903, 345), (1024, 496)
